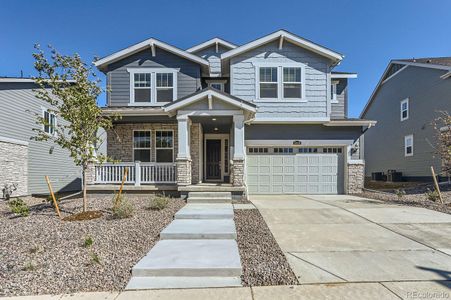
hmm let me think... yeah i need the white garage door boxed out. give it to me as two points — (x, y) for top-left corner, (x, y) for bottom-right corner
(247, 153), (342, 194)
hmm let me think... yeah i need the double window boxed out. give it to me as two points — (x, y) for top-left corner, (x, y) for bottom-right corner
(404, 134), (413, 156)
(43, 108), (56, 135)
(133, 130), (174, 162)
(257, 65), (304, 100)
(401, 98), (409, 121)
(128, 68), (177, 105)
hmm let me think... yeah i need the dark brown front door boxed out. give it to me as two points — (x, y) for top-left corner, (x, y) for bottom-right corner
(206, 139), (221, 180)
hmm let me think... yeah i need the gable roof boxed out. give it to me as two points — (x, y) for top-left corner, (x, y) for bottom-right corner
(360, 57), (451, 118)
(186, 37), (237, 53)
(94, 38), (210, 71)
(221, 29), (343, 62)
(164, 87), (256, 113)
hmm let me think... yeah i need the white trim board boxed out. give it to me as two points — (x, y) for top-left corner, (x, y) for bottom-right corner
(331, 73), (358, 79)
(221, 30), (343, 62)
(0, 136), (29, 146)
(186, 38), (237, 53)
(245, 139), (355, 146)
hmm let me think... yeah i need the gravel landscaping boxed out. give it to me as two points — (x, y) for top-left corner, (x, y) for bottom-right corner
(359, 182), (451, 214)
(234, 209), (298, 286)
(0, 194), (184, 297)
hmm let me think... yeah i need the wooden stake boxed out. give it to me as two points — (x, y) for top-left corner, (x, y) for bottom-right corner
(45, 176), (62, 219)
(114, 168), (128, 208)
(430, 166), (444, 204)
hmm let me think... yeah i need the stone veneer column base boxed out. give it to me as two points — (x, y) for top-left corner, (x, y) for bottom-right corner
(177, 159), (192, 186)
(347, 162), (365, 194)
(0, 140), (28, 197)
(230, 159), (245, 187)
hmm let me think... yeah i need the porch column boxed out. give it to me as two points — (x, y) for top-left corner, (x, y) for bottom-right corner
(231, 114), (245, 187)
(176, 115), (192, 185)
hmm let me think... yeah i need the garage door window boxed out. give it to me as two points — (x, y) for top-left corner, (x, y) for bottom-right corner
(248, 147), (269, 153)
(274, 148), (294, 153)
(323, 147), (342, 153)
(298, 148), (318, 153)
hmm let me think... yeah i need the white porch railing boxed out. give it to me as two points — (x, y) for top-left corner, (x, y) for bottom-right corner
(94, 162), (176, 186)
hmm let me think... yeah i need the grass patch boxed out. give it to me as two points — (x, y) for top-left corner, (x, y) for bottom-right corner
(149, 195), (169, 210)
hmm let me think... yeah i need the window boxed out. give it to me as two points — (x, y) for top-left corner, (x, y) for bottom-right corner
(128, 68), (178, 105)
(259, 67), (278, 98)
(208, 83), (224, 91)
(323, 147), (343, 154)
(133, 131), (151, 162)
(133, 73), (151, 102)
(248, 147), (269, 153)
(274, 147), (294, 153)
(298, 147), (318, 153)
(43, 109), (56, 135)
(331, 82), (338, 103)
(404, 135), (413, 156)
(401, 98), (409, 121)
(156, 73), (174, 102)
(283, 67), (302, 99)
(155, 130), (174, 162)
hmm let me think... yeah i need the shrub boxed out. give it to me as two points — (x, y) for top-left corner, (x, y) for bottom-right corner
(8, 198), (30, 217)
(149, 195), (169, 210)
(89, 252), (101, 265)
(23, 261), (37, 271)
(425, 188), (440, 202)
(395, 189), (406, 199)
(112, 193), (133, 219)
(84, 236), (93, 248)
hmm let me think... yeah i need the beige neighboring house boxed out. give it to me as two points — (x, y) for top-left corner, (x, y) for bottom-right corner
(0, 78), (81, 198)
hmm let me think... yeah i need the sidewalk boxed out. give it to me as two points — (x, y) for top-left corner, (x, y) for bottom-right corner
(2, 281), (450, 300)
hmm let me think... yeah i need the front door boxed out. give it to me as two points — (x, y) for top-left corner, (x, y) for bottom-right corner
(206, 139), (221, 180)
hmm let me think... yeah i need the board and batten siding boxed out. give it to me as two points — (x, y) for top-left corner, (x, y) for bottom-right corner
(192, 44), (230, 76)
(363, 66), (451, 178)
(331, 78), (348, 119)
(0, 83), (81, 194)
(230, 40), (331, 119)
(106, 48), (202, 106)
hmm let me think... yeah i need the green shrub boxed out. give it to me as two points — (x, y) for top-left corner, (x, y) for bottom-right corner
(149, 195), (169, 210)
(84, 236), (93, 248)
(395, 189), (406, 199)
(8, 198), (30, 217)
(112, 193), (134, 219)
(425, 188), (440, 202)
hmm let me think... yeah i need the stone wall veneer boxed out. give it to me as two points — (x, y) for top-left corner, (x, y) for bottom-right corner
(347, 162), (365, 194)
(0, 139), (28, 197)
(176, 159), (192, 185)
(190, 123), (201, 184)
(230, 159), (245, 187)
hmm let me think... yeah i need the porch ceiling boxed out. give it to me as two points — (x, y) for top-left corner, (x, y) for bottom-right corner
(191, 116), (232, 133)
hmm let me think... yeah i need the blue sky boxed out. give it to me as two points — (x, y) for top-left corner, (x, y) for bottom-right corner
(1, 0), (450, 117)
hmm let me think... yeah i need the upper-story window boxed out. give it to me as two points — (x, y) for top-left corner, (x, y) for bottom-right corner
(207, 80), (226, 92)
(128, 68), (178, 105)
(256, 64), (304, 101)
(400, 98), (409, 121)
(43, 108), (56, 135)
(331, 82), (338, 103)
(404, 134), (413, 157)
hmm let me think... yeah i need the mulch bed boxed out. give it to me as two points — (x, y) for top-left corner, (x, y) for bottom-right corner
(234, 209), (298, 286)
(0, 195), (185, 297)
(359, 183), (451, 214)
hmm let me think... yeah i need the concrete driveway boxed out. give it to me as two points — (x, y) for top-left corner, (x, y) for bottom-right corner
(250, 194), (451, 295)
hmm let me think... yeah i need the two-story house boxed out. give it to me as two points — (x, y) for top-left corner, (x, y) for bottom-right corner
(87, 30), (375, 198)
(361, 57), (451, 181)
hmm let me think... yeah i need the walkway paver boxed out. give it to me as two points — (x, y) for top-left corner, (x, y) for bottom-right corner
(160, 219), (237, 239)
(175, 203), (234, 219)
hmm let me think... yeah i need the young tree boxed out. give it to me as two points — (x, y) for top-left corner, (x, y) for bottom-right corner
(32, 45), (119, 212)
(433, 111), (451, 178)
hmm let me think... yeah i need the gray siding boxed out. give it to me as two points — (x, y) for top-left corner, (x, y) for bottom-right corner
(192, 44), (230, 75)
(245, 124), (362, 141)
(0, 83), (81, 194)
(363, 66), (451, 178)
(107, 48), (202, 106)
(230, 41), (331, 119)
(331, 78), (348, 119)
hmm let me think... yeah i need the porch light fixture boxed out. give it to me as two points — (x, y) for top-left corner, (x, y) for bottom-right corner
(214, 127), (218, 131)
(212, 118), (217, 121)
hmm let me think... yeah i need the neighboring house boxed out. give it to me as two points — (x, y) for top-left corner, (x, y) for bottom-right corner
(88, 30), (375, 197)
(0, 78), (81, 197)
(361, 57), (451, 181)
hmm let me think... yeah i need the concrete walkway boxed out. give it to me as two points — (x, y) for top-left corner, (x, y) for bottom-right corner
(126, 192), (242, 289)
(250, 194), (451, 286)
(3, 282), (450, 300)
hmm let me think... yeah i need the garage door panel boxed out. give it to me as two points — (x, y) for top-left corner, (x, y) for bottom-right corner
(247, 153), (341, 194)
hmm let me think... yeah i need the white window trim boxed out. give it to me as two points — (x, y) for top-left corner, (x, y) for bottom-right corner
(400, 98), (409, 121)
(404, 134), (413, 157)
(331, 81), (338, 103)
(206, 79), (227, 92)
(155, 129), (175, 162)
(254, 63), (306, 102)
(41, 107), (57, 136)
(127, 68), (179, 106)
(133, 130), (152, 162)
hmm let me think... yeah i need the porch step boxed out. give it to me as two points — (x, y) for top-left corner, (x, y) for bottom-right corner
(131, 239), (242, 277)
(188, 191), (232, 198)
(125, 276), (241, 290)
(174, 204), (234, 220)
(160, 219), (237, 240)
